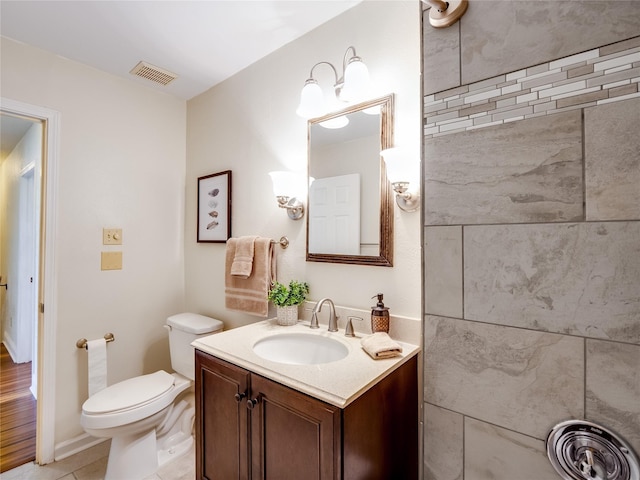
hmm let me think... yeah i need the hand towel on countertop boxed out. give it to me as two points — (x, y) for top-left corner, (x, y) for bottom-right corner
(361, 332), (403, 360)
(225, 237), (276, 317)
(230, 235), (258, 278)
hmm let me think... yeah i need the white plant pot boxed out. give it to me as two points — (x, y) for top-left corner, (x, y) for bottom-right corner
(276, 305), (299, 326)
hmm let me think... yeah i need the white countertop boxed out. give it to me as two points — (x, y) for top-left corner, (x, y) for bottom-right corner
(192, 319), (420, 408)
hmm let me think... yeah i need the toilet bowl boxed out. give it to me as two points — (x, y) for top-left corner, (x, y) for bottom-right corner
(80, 313), (223, 480)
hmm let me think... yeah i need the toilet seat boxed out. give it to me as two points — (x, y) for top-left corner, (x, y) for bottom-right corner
(81, 371), (177, 430)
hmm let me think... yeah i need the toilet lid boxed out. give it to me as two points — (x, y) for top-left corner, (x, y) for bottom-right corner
(83, 370), (175, 415)
(167, 313), (223, 334)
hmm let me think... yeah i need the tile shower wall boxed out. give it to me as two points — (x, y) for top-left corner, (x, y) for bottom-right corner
(422, 2), (640, 479)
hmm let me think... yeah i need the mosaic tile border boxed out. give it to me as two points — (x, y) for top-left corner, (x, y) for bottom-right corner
(423, 36), (640, 138)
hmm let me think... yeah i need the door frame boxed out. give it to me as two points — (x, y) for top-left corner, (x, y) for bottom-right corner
(2, 97), (60, 465)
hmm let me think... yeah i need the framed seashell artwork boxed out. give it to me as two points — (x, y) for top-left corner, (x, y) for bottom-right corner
(197, 170), (232, 242)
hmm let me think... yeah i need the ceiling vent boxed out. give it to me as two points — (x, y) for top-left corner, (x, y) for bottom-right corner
(129, 61), (178, 86)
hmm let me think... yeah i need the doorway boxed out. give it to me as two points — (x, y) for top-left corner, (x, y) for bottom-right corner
(1, 98), (60, 468)
(0, 112), (42, 472)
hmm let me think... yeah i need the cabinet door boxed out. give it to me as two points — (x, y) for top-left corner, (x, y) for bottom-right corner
(249, 374), (340, 480)
(196, 351), (250, 480)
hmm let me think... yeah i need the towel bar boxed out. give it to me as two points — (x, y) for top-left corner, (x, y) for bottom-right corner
(76, 333), (115, 349)
(271, 236), (289, 249)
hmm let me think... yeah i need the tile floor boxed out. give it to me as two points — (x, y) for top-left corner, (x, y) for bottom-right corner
(0, 440), (195, 480)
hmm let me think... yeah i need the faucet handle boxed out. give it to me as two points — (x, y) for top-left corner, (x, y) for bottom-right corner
(304, 306), (320, 329)
(309, 312), (320, 328)
(310, 311), (319, 329)
(345, 316), (363, 337)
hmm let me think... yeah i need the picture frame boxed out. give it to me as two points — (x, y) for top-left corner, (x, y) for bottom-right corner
(197, 170), (232, 242)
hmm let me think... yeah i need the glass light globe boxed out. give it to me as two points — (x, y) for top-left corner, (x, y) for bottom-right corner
(296, 80), (326, 119)
(269, 171), (306, 198)
(340, 59), (370, 102)
(380, 147), (420, 184)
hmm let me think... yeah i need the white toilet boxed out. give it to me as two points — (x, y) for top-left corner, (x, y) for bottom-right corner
(80, 313), (223, 480)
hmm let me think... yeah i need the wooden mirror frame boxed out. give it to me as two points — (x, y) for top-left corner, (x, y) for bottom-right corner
(306, 94), (394, 267)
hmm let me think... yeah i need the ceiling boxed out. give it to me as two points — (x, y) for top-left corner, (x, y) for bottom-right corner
(0, 1), (361, 159)
(0, 0), (361, 101)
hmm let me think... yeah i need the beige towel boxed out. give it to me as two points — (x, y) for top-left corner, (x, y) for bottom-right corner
(225, 237), (276, 317)
(361, 332), (403, 360)
(230, 235), (258, 278)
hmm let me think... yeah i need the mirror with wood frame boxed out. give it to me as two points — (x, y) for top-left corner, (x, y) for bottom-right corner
(306, 94), (394, 266)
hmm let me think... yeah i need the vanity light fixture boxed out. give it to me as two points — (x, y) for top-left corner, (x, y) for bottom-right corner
(380, 148), (421, 213)
(296, 46), (370, 119)
(422, 0), (468, 28)
(268, 171), (306, 220)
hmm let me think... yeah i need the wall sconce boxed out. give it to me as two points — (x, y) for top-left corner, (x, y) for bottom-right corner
(422, 0), (468, 28)
(269, 171), (306, 220)
(296, 46), (370, 119)
(380, 148), (421, 213)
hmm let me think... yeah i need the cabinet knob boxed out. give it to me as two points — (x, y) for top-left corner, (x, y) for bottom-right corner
(246, 397), (259, 409)
(234, 392), (246, 403)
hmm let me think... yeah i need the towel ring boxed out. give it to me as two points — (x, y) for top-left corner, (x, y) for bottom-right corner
(76, 333), (115, 349)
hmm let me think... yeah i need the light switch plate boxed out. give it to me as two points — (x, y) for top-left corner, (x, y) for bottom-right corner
(101, 251), (122, 270)
(103, 228), (122, 245)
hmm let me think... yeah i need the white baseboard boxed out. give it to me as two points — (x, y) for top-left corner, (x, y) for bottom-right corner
(2, 337), (19, 362)
(54, 433), (107, 462)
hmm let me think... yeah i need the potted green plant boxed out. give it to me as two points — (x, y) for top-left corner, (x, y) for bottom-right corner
(267, 280), (310, 326)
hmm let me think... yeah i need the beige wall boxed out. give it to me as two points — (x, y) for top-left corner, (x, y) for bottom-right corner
(1, 37), (187, 446)
(422, 2), (640, 479)
(185, 1), (422, 327)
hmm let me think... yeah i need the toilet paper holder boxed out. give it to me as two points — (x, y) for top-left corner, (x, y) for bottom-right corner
(76, 333), (115, 349)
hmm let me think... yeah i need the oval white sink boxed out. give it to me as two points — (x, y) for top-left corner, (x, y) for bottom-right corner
(253, 333), (349, 365)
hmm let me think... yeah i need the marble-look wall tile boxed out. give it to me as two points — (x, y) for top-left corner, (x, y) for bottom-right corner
(424, 226), (462, 318)
(424, 111), (583, 225)
(424, 315), (584, 439)
(464, 418), (559, 480)
(586, 340), (640, 455)
(460, 1), (640, 86)
(464, 222), (640, 344)
(424, 403), (463, 480)
(585, 97), (640, 221)
(423, 9), (460, 95)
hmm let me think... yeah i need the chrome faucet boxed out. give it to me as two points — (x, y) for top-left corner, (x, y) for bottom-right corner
(312, 298), (338, 332)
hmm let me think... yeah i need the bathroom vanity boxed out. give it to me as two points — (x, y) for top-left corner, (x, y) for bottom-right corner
(193, 319), (419, 480)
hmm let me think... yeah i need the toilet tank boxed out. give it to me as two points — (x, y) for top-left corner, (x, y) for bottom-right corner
(167, 313), (223, 380)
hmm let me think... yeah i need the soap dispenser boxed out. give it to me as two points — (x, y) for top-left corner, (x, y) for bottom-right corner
(371, 293), (390, 333)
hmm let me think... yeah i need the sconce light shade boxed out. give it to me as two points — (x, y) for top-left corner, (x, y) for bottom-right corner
(339, 57), (370, 102)
(380, 147), (406, 184)
(269, 171), (306, 220)
(296, 79), (326, 119)
(380, 148), (421, 213)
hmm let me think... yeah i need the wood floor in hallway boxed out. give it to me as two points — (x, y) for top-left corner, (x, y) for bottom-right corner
(0, 343), (36, 473)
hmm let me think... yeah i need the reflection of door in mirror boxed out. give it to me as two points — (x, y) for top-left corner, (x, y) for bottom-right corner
(309, 174), (361, 255)
(306, 95), (394, 266)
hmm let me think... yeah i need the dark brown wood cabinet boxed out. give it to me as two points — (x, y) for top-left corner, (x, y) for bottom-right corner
(195, 349), (418, 480)
(196, 351), (250, 480)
